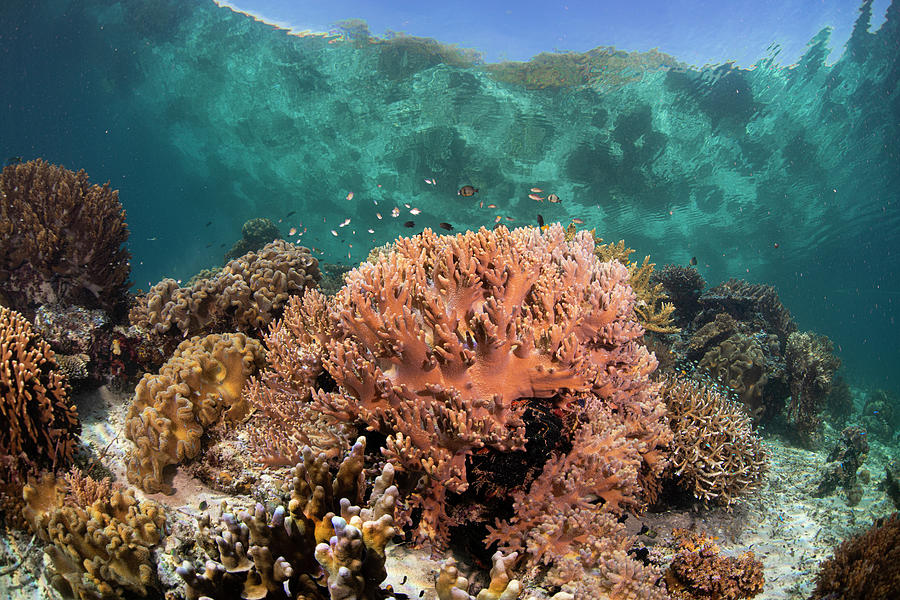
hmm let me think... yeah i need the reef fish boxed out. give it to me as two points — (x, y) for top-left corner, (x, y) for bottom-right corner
(690, 256), (698, 266)
(439, 222), (454, 231)
(458, 185), (478, 197)
(547, 193), (560, 203)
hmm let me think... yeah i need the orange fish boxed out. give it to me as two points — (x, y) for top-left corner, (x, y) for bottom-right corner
(288, 227), (297, 236)
(494, 215), (502, 223)
(571, 218), (584, 224)
(528, 194), (543, 201)
(391, 207), (400, 217)
(346, 192), (354, 201)
(487, 204), (497, 208)
(530, 187), (543, 193)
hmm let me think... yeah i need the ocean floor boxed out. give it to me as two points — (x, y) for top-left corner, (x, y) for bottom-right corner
(1, 385), (896, 600)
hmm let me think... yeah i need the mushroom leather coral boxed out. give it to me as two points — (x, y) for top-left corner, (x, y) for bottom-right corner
(0, 159), (130, 313)
(0, 306), (79, 479)
(124, 333), (265, 493)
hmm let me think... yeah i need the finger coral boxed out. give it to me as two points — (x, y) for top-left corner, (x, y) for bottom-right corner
(22, 470), (166, 600)
(282, 224), (668, 548)
(177, 437), (399, 600)
(124, 332), (266, 493)
(0, 306), (80, 481)
(130, 239), (320, 337)
(0, 159), (130, 314)
(661, 375), (767, 507)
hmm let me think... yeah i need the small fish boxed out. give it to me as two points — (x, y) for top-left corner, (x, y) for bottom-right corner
(403, 220), (415, 228)
(439, 222), (454, 230)
(147, 237), (158, 241)
(220, 243), (226, 247)
(206, 243), (213, 248)
(4, 156), (23, 166)
(424, 178), (434, 185)
(571, 218), (584, 224)
(346, 192), (354, 201)
(487, 204), (497, 208)
(690, 256), (698, 266)
(376, 212), (382, 219)
(367, 228), (375, 233)
(409, 208), (421, 215)
(331, 230), (338, 236)
(774, 242), (780, 249)
(404, 203), (411, 209)
(494, 215), (502, 223)
(286, 210), (296, 217)
(530, 187), (543, 193)
(199, 500), (208, 511)
(547, 193), (560, 203)
(537, 214), (544, 227)
(391, 207), (400, 218)
(289, 227), (297, 236)
(205, 221), (212, 227)
(458, 185), (478, 197)
(505, 216), (515, 221)
(528, 194), (543, 201)
(339, 218), (351, 227)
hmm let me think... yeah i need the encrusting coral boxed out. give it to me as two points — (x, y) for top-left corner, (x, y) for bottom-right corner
(129, 239), (320, 337)
(660, 375), (767, 507)
(124, 332), (266, 493)
(665, 529), (764, 600)
(22, 469), (166, 600)
(0, 158), (131, 314)
(0, 306), (80, 482)
(177, 437), (399, 600)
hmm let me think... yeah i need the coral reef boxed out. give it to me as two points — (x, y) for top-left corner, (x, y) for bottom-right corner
(652, 264), (706, 326)
(809, 513), (900, 599)
(22, 469), (166, 600)
(176, 437), (399, 600)
(694, 280), (796, 345)
(0, 306), (80, 481)
(0, 159), (130, 314)
(130, 239), (320, 337)
(665, 529), (764, 600)
(224, 217), (281, 262)
(437, 552), (522, 600)
(295, 224), (669, 547)
(859, 388), (898, 443)
(697, 334), (770, 419)
(784, 331), (841, 447)
(124, 332), (266, 494)
(814, 426), (869, 506)
(884, 460), (900, 510)
(660, 375), (767, 507)
(823, 375), (853, 427)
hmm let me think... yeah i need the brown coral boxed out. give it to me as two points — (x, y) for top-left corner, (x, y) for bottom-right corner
(130, 239), (320, 337)
(22, 470), (166, 600)
(123, 332), (266, 494)
(0, 306), (79, 481)
(785, 331), (841, 447)
(661, 376), (767, 506)
(0, 159), (130, 314)
(665, 529), (764, 600)
(699, 333), (769, 419)
(810, 513), (900, 599)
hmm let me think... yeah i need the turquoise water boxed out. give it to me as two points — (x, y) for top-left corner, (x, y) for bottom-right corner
(1, 0), (897, 391)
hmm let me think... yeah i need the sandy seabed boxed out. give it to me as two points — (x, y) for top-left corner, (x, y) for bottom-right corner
(1, 385), (896, 600)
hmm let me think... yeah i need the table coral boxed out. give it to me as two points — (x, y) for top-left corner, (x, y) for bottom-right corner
(177, 437), (399, 600)
(130, 239), (319, 337)
(0, 159), (130, 314)
(661, 375), (767, 507)
(22, 470), (166, 600)
(124, 332), (265, 493)
(0, 306), (80, 480)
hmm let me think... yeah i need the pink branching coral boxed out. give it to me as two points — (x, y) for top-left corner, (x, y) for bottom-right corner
(266, 224), (670, 550)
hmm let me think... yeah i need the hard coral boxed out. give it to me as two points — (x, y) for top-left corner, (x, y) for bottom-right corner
(810, 513), (900, 599)
(22, 470), (166, 600)
(0, 159), (130, 314)
(303, 224), (667, 545)
(814, 426), (868, 506)
(224, 217), (281, 261)
(666, 530), (764, 600)
(785, 331), (841, 447)
(124, 332), (265, 493)
(177, 437), (399, 600)
(698, 334), (769, 419)
(661, 376), (766, 507)
(0, 306), (79, 480)
(130, 239), (319, 337)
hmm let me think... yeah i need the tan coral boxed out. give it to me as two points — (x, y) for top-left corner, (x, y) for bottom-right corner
(22, 470), (166, 600)
(124, 333), (265, 493)
(699, 333), (769, 418)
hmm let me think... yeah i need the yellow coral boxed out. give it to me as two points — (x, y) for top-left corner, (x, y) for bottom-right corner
(124, 333), (265, 493)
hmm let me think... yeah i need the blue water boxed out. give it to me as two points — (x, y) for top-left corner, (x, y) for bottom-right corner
(1, 0), (898, 391)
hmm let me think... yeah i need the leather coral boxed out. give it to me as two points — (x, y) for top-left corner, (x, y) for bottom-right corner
(277, 224), (668, 545)
(0, 159), (130, 314)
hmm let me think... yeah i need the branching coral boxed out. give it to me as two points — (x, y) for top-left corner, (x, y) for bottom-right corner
(0, 306), (80, 481)
(130, 239), (320, 337)
(660, 375), (767, 507)
(437, 552), (522, 600)
(0, 159), (130, 314)
(785, 331), (841, 447)
(177, 437), (399, 600)
(291, 224), (668, 546)
(124, 332), (266, 493)
(22, 470), (166, 600)
(810, 513), (900, 599)
(665, 530), (764, 600)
